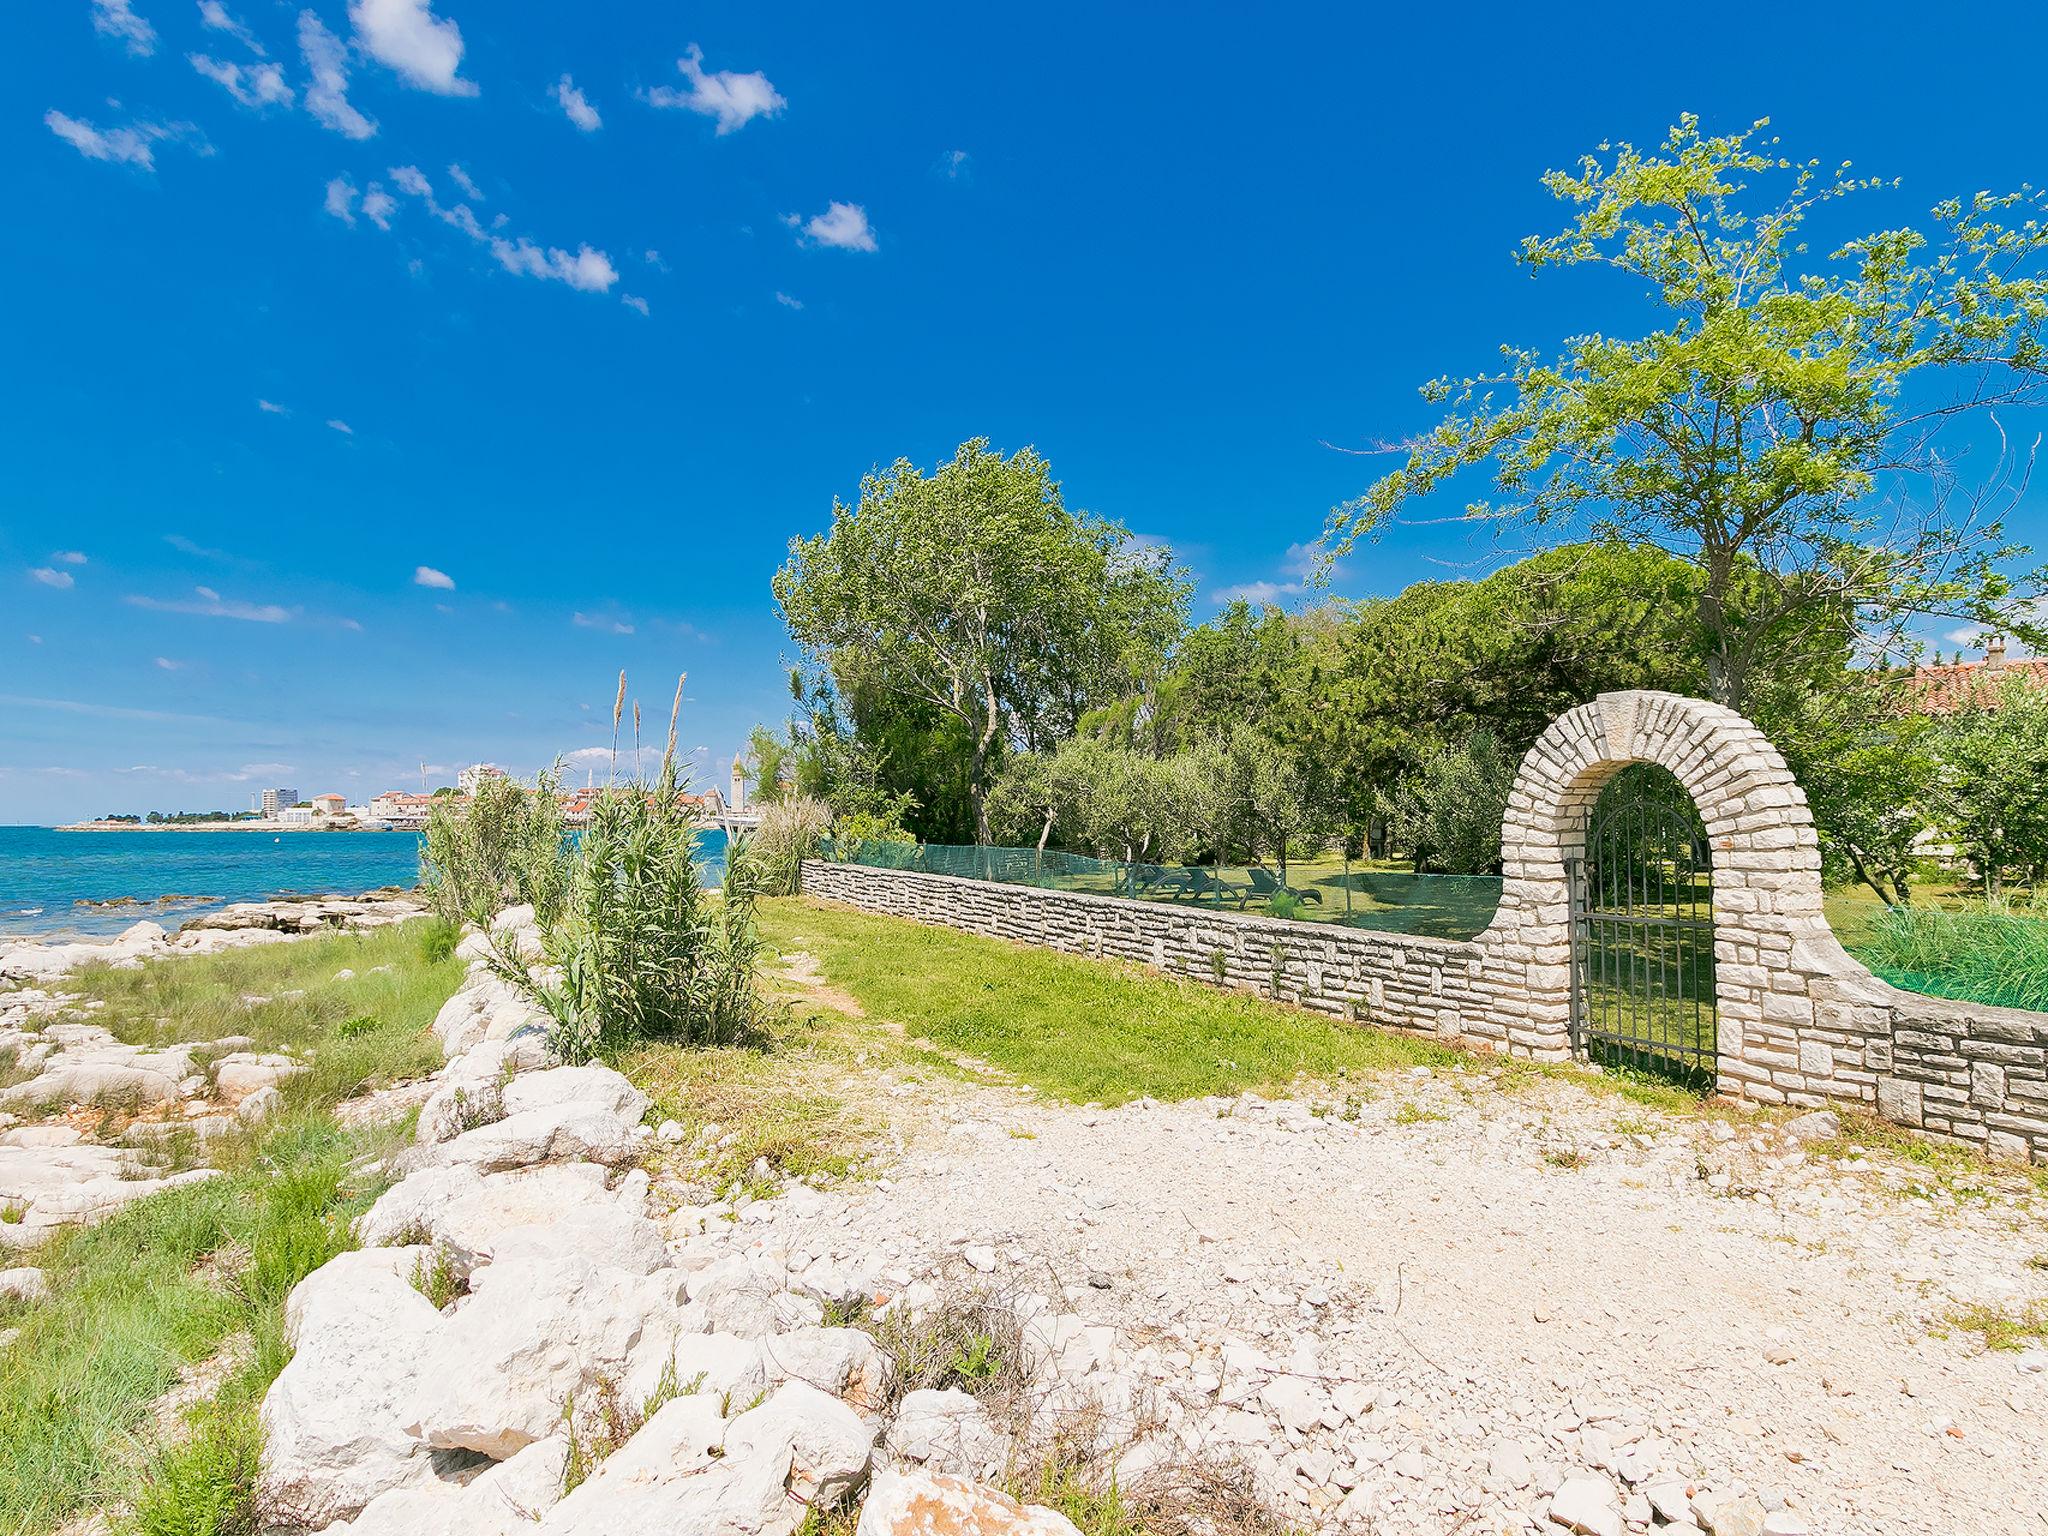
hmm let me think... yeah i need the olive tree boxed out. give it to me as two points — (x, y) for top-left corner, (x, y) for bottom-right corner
(1329, 116), (2048, 709)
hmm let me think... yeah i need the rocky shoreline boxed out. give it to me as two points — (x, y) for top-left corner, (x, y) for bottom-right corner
(0, 891), (424, 983)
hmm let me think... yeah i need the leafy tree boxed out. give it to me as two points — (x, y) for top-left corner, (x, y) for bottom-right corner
(1925, 679), (2048, 898)
(1756, 670), (1934, 904)
(775, 439), (1188, 842)
(1329, 116), (2048, 709)
(743, 724), (792, 806)
(1390, 730), (1517, 874)
(1225, 728), (1333, 882)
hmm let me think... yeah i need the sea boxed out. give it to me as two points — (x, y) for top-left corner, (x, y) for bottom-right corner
(0, 825), (730, 940)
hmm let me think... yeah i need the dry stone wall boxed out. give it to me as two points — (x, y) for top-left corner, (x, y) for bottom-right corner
(801, 690), (2048, 1165)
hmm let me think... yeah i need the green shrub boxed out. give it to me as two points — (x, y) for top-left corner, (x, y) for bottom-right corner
(502, 758), (760, 1064)
(130, 1400), (260, 1536)
(746, 797), (832, 897)
(421, 767), (570, 928)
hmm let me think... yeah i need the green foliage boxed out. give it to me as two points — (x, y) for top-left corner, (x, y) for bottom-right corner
(129, 1398), (260, 1536)
(745, 796), (833, 897)
(421, 766), (570, 928)
(775, 438), (1190, 841)
(1330, 115), (2048, 708)
(1391, 730), (1516, 874)
(1924, 678), (2048, 898)
(505, 755), (759, 1064)
(1851, 902), (2048, 1013)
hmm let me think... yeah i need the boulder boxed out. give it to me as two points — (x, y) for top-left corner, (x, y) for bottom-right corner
(401, 1255), (692, 1460)
(337, 1435), (569, 1535)
(213, 1052), (302, 1100)
(501, 1065), (649, 1125)
(435, 1103), (643, 1175)
(882, 1389), (1005, 1477)
(0, 1267), (49, 1304)
(757, 1327), (896, 1413)
(532, 1395), (739, 1533)
(1782, 1110), (1841, 1143)
(685, 1255), (827, 1338)
(237, 1085), (284, 1125)
(258, 1248), (446, 1528)
(856, 1470), (1082, 1536)
(1550, 1473), (1624, 1536)
(719, 1381), (877, 1508)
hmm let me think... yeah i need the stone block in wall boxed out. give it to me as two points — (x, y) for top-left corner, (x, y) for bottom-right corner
(1797, 1038), (1833, 1078)
(1877, 1076), (1924, 1127)
(1971, 1061), (2009, 1108)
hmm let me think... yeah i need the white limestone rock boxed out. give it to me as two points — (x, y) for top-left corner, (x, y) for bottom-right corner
(401, 1255), (692, 1460)
(881, 1388), (1005, 1477)
(258, 1247), (446, 1528)
(434, 1102), (642, 1175)
(500, 1064), (649, 1125)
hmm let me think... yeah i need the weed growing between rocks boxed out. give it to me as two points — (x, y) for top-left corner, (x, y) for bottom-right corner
(409, 1247), (462, 1311)
(870, 1288), (1031, 1424)
(560, 1358), (705, 1494)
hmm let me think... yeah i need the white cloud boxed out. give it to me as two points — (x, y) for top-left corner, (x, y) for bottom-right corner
(562, 746), (614, 768)
(44, 110), (194, 171)
(299, 10), (376, 140)
(620, 293), (649, 316)
(413, 565), (455, 589)
(154, 656), (182, 670)
(644, 44), (784, 134)
(256, 397), (289, 414)
(786, 201), (876, 252)
(553, 74), (600, 131)
(189, 54), (293, 108)
(360, 184), (396, 229)
(53, 551), (87, 565)
(91, 0), (157, 56)
(774, 290), (803, 310)
(572, 610), (635, 635)
(127, 588), (293, 622)
(939, 148), (971, 180)
(322, 174), (356, 224)
(641, 249), (669, 272)
(348, 0), (476, 96)
(1211, 542), (1340, 607)
(490, 237), (616, 292)
(326, 418), (354, 434)
(447, 162), (483, 200)
(30, 568), (76, 590)
(197, 1), (262, 53)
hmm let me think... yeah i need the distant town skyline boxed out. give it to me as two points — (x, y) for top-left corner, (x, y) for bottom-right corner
(9, 1), (2048, 822)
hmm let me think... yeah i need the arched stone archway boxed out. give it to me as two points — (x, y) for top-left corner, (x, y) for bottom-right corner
(1473, 690), (1841, 1095)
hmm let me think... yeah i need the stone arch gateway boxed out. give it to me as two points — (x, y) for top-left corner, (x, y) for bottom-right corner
(1474, 689), (1833, 1092)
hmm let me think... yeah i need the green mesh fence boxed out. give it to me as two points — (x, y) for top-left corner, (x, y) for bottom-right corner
(825, 839), (1503, 941)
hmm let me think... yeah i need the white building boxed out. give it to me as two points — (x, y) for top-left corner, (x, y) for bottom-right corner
(311, 793), (347, 817)
(277, 807), (316, 826)
(458, 763), (508, 794)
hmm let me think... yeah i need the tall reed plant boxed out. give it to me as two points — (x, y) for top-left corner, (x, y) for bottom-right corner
(497, 674), (759, 1063)
(421, 766), (570, 929)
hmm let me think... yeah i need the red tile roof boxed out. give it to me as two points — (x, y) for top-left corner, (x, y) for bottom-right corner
(1903, 654), (2048, 715)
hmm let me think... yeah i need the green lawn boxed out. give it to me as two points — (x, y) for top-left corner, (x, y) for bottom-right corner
(0, 924), (462, 1536)
(756, 896), (1460, 1105)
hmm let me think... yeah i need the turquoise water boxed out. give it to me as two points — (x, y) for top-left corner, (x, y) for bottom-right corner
(0, 825), (729, 939)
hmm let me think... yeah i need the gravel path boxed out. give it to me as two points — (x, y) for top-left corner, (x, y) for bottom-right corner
(690, 1058), (2048, 1535)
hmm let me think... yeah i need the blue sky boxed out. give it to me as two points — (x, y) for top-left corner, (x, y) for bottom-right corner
(6, 1), (2048, 823)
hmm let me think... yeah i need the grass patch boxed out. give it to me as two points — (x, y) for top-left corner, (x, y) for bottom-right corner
(1947, 1299), (2048, 1351)
(761, 898), (1461, 1105)
(1805, 1107), (2048, 1199)
(1392, 1102), (1447, 1125)
(0, 927), (460, 1536)
(60, 924), (457, 1112)
(1847, 903), (2048, 1013)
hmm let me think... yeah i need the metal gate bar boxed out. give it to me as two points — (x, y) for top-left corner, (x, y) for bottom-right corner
(1568, 772), (1716, 1087)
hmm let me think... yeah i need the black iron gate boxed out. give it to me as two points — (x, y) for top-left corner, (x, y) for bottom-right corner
(1567, 768), (1717, 1087)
